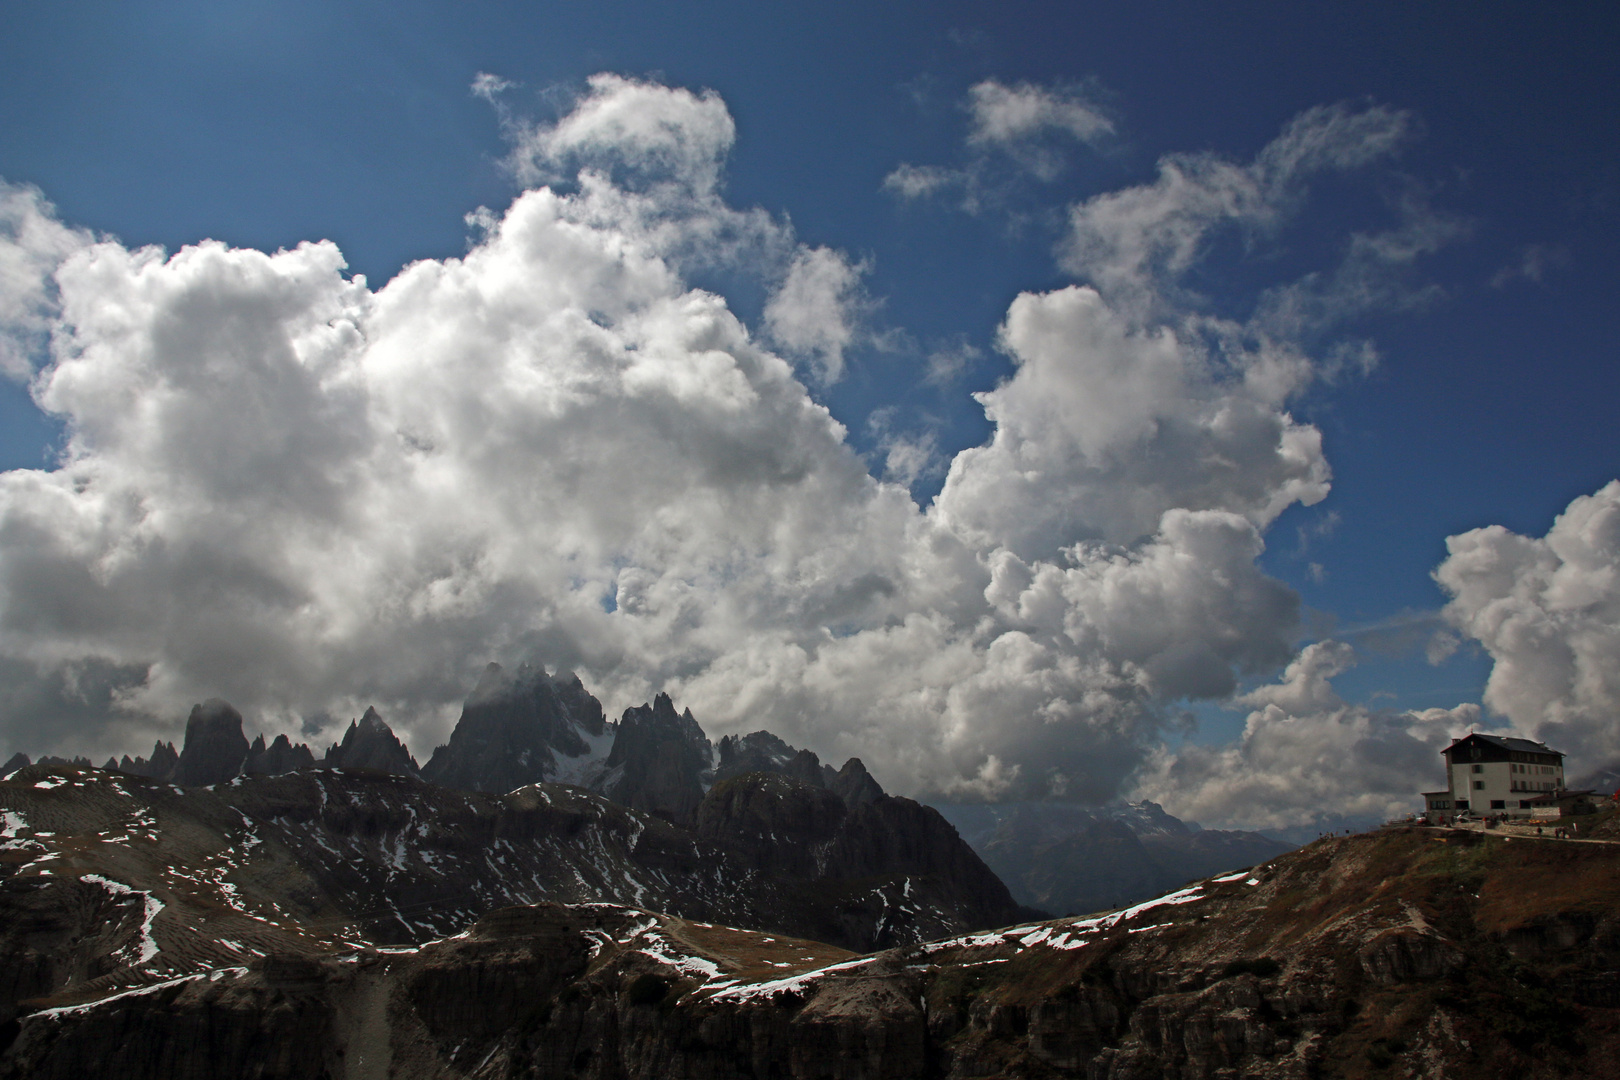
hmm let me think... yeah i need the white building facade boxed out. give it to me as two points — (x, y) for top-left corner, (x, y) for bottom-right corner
(1422, 733), (1565, 822)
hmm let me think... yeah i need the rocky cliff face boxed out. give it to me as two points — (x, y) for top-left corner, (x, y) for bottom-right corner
(421, 663), (610, 793)
(170, 699), (252, 786)
(0, 752), (1019, 999)
(113, 741), (179, 780)
(246, 734), (317, 776)
(7, 827), (1620, 1079)
(595, 693), (712, 824)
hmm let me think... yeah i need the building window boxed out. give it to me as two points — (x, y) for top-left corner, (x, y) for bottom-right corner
(1490, 800), (1506, 809)
(1474, 780), (1485, 790)
(1472, 764), (1484, 774)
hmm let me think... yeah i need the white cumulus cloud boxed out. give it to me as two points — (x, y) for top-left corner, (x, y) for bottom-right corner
(0, 76), (1456, 823)
(1436, 480), (1620, 771)
(967, 79), (1112, 181)
(1135, 641), (1479, 831)
(764, 246), (869, 384)
(0, 183), (94, 380)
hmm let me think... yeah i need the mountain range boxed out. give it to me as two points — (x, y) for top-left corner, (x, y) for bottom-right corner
(1, 672), (1028, 960)
(2, 663), (1293, 923)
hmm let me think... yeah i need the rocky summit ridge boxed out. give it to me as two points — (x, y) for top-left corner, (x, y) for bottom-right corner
(4, 822), (1620, 1078)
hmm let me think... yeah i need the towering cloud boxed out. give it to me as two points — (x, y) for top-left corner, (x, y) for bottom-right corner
(1435, 481), (1620, 768)
(0, 76), (1449, 818)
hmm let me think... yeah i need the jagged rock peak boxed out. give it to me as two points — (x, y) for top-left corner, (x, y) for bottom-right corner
(422, 662), (609, 794)
(1, 752), (29, 776)
(245, 732), (316, 776)
(323, 707), (419, 777)
(715, 730), (803, 784)
(715, 730), (885, 806)
(172, 699), (251, 787)
(596, 693), (713, 825)
(829, 757), (885, 805)
(118, 740), (179, 780)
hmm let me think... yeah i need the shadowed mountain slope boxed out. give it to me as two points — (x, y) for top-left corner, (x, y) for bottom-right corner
(6, 824), (1620, 1078)
(0, 755), (1020, 1016)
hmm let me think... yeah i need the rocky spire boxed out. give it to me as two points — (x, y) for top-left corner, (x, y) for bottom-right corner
(171, 699), (250, 786)
(323, 707), (419, 777)
(422, 663), (607, 794)
(595, 693), (712, 825)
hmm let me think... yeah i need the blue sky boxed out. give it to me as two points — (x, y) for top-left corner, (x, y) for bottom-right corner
(1, 3), (1617, 826)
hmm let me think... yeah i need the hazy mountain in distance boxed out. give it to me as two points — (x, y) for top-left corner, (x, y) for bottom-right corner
(930, 799), (1293, 915)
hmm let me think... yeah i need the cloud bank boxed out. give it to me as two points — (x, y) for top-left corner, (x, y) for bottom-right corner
(0, 75), (1494, 823)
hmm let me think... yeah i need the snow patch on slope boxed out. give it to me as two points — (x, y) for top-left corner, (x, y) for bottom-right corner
(80, 874), (164, 964)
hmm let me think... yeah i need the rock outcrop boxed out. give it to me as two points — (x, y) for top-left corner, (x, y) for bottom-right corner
(170, 699), (252, 786)
(321, 707), (418, 776)
(0, 755), (1018, 971)
(421, 663), (608, 793)
(828, 757), (884, 806)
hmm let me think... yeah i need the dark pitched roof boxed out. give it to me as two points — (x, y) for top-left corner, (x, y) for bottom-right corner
(1445, 732), (1562, 756)
(1523, 790), (1596, 805)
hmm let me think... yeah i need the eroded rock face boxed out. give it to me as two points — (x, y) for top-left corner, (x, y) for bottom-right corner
(0, 755), (1019, 998)
(245, 734), (317, 777)
(322, 708), (418, 777)
(116, 741), (178, 781)
(596, 693), (712, 825)
(422, 663), (607, 794)
(829, 758), (884, 806)
(171, 700), (251, 787)
(694, 772), (1022, 950)
(697, 772), (849, 877)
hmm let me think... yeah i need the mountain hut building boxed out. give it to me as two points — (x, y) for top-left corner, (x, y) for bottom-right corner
(1422, 733), (1566, 822)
